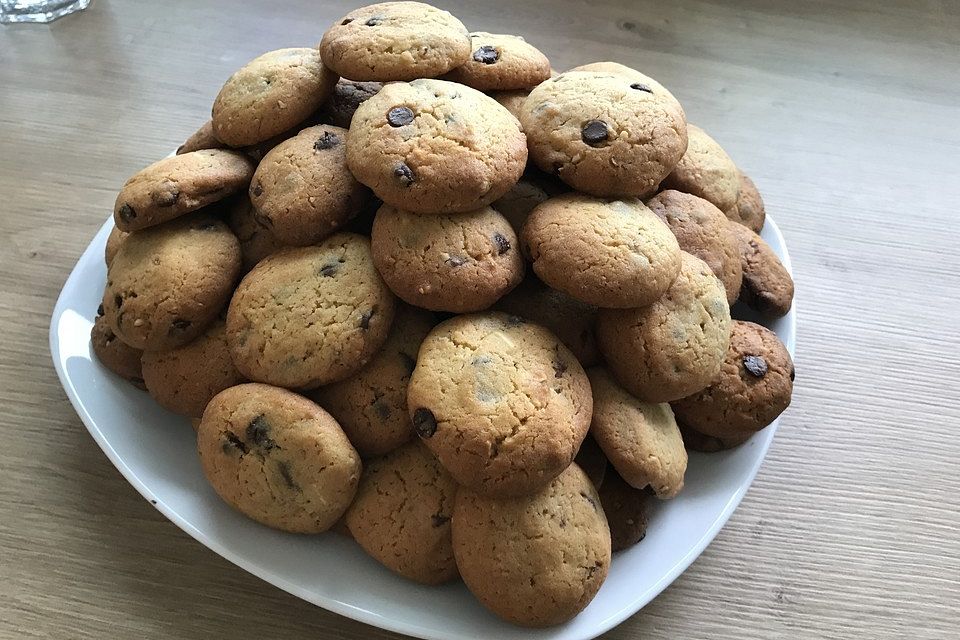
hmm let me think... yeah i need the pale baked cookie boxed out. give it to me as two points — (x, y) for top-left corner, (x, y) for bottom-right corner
(661, 124), (739, 212)
(519, 69), (687, 197)
(345, 441), (458, 584)
(371, 204), (524, 312)
(226, 233), (396, 389)
(104, 226), (129, 267)
(197, 383), (361, 533)
(177, 120), (227, 155)
(114, 150), (254, 232)
(725, 169), (765, 233)
(407, 312), (592, 496)
(445, 32), (551, 90)
(452, 463), (610, 627)
(103, 213), (241, 351)
(598, 468), (653, 551)
(346, 78), (527, 214)
(587, 367), (687, 498)
(91, 307), (145, 389)
(249, 125), (368, 246)
(316, 79), (383, 128)
(226, 195), (287, 273)
(212, 48), (337, 147)
(646, 189), (742, 305)
(320, 2), (471, 81)
(728, 221), (794, 317)
(595, 252), (731, 402)
(309, 304), (435, 457)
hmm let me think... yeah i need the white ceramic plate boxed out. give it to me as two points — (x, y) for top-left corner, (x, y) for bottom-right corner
(50, 214), (795, 640)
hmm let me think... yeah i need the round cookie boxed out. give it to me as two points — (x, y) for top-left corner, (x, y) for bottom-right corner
(249, 125), (368, 246)
(493, 275), (601, 367)
(91, 308), (145, 389)
(113, 150), (255, 232)
(320, 2), (470, 81)
(598, 468), (653, 551)
(672, 320), (794, 438)
(661, 124), (739, 212)
(104, 226), (129, 267)
(725, 169), (765, 233)
(574, 434), (608, 490)
(346, 78), (527, 214)
(212, 48), (337, 147)
(521, 193), (682, 308)
(646, 189), (743, 305)
(452, 463), (611, 627)
(595, 252), (732, 402)
(519, 70), (687, 197)
(177, 120), (227, 155)
(309, 304), (435, 457)
(587, 367), (687, 498)
(444, 32), (551, 90)
(226, 195), (286, 273)
(141, 319), (244, 418)
(316, 79), (383, 128)
(345, 441), (458, 584)
(371, 204), (524, 312)
(197, 383), (361, 533)
(407, 312), (592, 496)
(103, 213), (241, 351)
(490, 88), (530, 121)
(226, 233), (396, 389)
(678, 422), (751, 453)
(728, 221), (794, 317)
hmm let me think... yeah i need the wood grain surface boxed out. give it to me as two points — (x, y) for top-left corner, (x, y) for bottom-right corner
(2, 0), (958, 638)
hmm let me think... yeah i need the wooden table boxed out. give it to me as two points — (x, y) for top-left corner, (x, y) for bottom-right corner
(2, 1), (958, 637)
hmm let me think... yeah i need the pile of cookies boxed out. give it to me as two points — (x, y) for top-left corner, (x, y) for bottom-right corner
(90, 1), (795, 627)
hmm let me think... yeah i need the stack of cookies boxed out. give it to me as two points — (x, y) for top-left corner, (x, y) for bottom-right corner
(90, 1), (796, 627)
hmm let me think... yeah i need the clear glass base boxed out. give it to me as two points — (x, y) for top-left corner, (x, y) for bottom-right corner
(0, 0), (91, 23)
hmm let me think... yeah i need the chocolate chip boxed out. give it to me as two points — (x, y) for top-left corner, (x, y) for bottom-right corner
(581, 120), (610, 146)
(246, 414), (276, 451)
(553, 357), (567, 379)
(364, 16), (382, 26)
(318, 262), (339, 277)
(472, 45), (499, 64)
(789, 366), (796, 382)
(359, 309), (374, 329)
(97, 303), (104, 317)
(222, 431), (248, 454)
(314, 131), (341, 150)
(252, 182), (264, 197)
(630, 82), (653, 93)
(412, 408), (437, 438)
(394, 162), (415, 187)
(155, 187), (179, 207)
(386, 106), (414, 127)
(114, 294), (123, 308)
(170, 319), (192, 333)
(743, 355), (768, 378)
(398, 351), (417, 374)
(277, 461), (300, 491)
(445, 255), (467, 267)
(431, 514), (450, 527)
(118, 204), (136, 222)
(372, 401), (391, 420)
(341, 17), (353, 24)
(492, 233), (510, 255)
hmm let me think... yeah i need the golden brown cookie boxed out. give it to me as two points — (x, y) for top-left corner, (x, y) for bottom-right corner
(725, 169), (765, 233)
(104, 226), (129, 267)
(197, 383), (361, 533)
(226, 195), (287, 273)
(345, 442), (458, 584)
(407, 312), (592, 496)
(595, 252), (731, 402)
(444, 32), (551, 90)
(452, 463), (611, 627)
(728, 221), (794, 317)
(661, 124), (739, 212)
(598, 468), (653, 551)
(177, 120), (227, 155)
(91, 308), (145, 389)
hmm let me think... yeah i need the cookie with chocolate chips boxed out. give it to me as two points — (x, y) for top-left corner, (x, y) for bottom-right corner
(197, 383), (361, 533)
(407, 312), (592, 496)
(103, 213), (241, 351)
(445, 32), (551, 90)
(309, 304), (435, 457)
(345, 441), (458, 584)
(728, 220), (794, 317)
(346, 78), (527, 214)
(316, 79), (383, 128)
(91, 307), (145, 389)
(672, 320), (793, 439)
(249, 124), (368, 246)
(371, 203), (524, 312)
(226, 233), (396, 389)
(113, 149), (254, 232)
(661, 124), (740, 212)
(320, 2), (471, 81)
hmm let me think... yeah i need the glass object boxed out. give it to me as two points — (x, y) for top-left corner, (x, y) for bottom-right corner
(0, 0), (90, 23)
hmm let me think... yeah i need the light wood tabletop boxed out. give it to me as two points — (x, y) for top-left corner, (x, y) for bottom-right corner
(2, 0), (958, 638)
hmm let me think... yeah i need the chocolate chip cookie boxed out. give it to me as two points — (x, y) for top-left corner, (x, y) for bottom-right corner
(661, 124), (739, 212)
(452, 463), (610, 627)
(346, 78), (527, 214)
(249, 125), (368, 246)
(595, 252), (731, 402)
(407, 312), (592, 496)
(177, 120), (227, 155)
(113, 150), (255, 232)
(226, 195), (286, 273)
(197, 383), (361, 533)
(725, 169), (765, 233)
(91, 308), (145, 389)
(316, 79), (383, 128)
(226, 233), (396, 389)
(371, 203), (524, 312)
(345, 441), (458, 584)
(445, 32), (551, 90)
(212, 48), (337, 147)
(320, 2), (470, 81)
(521, 193), (682, 308)
(598, 468), (653, 551)
(728, 221), (794, 317)
(103, 213), (241, 351)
